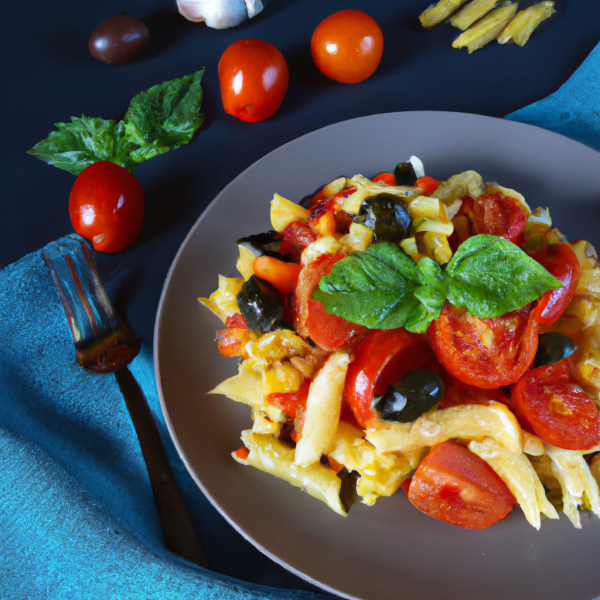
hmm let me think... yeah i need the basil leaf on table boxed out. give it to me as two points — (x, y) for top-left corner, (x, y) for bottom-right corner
(27, 117), (136, 175)
(312, 243), (447, 331)
(28, 69), (205, 174)
(125, 69), (205, 163)
(446, 234), (562, 318)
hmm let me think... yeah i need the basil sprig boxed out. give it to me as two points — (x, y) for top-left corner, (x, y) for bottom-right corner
(28, 70), (204, 175)
(313, 235), (562, 333)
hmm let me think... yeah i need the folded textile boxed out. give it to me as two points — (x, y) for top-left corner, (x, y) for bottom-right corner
(506, 41), (600, 152)
(0, 235), (325, 599)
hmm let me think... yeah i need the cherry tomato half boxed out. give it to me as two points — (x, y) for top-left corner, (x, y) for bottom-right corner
(343, 328), (433, 428)
(407, 440), (516, 529)
(311, 10), (384, 84)
(428, 302), (538, 389)
(511, 358), (600, 450)
(294, 253), (366, 351)
(69, 161), (144, 253)
(460, 192), (527, 245)
(218, 38), (289, 123)
(440, 376), (513, 410)
(531, 243), (581, 325)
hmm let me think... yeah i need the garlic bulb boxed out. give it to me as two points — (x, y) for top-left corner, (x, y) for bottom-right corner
(177, 0), (267, 29)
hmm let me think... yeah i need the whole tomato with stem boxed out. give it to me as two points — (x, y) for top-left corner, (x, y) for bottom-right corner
(69, 161), (144, 253)
(219, 39), (289, 123)
(311, 10), (384, 84)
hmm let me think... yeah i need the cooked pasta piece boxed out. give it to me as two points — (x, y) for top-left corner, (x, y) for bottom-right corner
(198, 275), (244, 323)
(329, 422), (422, 506)
(294, 351), (350, 468)
(209, 360), (284, 435)
(523, 431), (545, 456)
(366, 403), (523, 454)
(468, 438), (558, 529)
(341, 174), (418, 214)
(234, 430), (347, 516)
(544, 444), (600, 528)
(270, 193), (310, 232)
(431, 170), (484, 204)
(236, 244), (256, 280)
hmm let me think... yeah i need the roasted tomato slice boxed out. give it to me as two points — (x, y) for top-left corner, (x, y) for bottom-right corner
(343, 328), (433, 428)
(428, 302), (538, 389)
(280, 221), (317, 262)
(407, 440), (517, 529)
(440, 376), (513, 409)
(460, 192), (527, 245)
(511, 358), (600, 450)
(294, 253), (366, 351)
(531, 243), (581, 326)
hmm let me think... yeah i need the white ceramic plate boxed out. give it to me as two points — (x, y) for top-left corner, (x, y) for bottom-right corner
(155, 112), (600, 600)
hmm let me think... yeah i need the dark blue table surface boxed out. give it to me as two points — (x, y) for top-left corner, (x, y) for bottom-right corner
(2, 0), (599, 593)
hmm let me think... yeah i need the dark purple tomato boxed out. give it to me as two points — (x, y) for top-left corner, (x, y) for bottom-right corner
(89, 15), (149, 64)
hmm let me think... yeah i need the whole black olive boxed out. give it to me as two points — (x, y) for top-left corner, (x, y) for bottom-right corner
(89, 15), (149, 65)
(236, 276), (285, 332)
(374, 370), (445, 423)
(394, 162), (417, 186)
(533, 332), (576, 369)
(358, 193), (411, 244)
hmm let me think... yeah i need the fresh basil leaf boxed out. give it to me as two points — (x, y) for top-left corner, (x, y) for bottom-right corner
(312, 243), (422, 330)
(27, 116), (137, 175)
(446, 234), (562, 318)
(125, 69), (205, 163)
(406, 258), (449, 333)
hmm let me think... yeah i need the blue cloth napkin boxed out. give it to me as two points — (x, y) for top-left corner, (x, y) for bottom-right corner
(506, 41), (600, 152)
(0, 236), (325, 600)
(3, 38), (600, 600)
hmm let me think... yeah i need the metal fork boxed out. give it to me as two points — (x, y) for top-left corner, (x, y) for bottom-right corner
(43, 236), (207, 568)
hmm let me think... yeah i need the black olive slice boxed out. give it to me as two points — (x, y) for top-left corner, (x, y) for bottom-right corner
(394, 162), (417, 186)
(236, 276), (284, 332)
(533, 332), (576, 369)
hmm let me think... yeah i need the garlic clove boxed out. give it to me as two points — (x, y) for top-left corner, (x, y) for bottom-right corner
(177, 0), (248, 28)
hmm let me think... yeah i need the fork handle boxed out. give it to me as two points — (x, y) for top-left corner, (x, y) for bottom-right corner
(115, 367), (207, 568)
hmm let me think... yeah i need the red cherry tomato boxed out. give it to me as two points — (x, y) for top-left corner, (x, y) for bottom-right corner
(407, 440), (516, 529)
(511, 358), (600, 450)
(428, 302), (538, 389)
(218, 38), (289, 123)
(414, 176), (440, 196)
(531, 243), (581, 325)
(69, 161), (144, 253)
(279, 222), (317, 262)
(460, 192), (527, 245)
(294, 253), (366, 351)
(343, 328), (434, 428)
(311, 10), (384, 84)
(372, 173), (396, 185)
